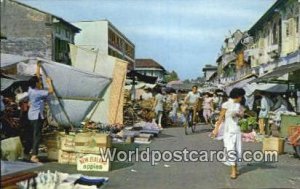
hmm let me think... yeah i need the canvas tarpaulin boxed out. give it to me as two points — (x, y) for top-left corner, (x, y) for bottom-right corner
(70, 44), (127, 124)
(0, 53), (30, 69)
(1, 53), (112, 127)
(0, 74), (32, 92)
(225, 75), (257, 95)
(243, 83), (288, 110)
(39, 60), (111, 127)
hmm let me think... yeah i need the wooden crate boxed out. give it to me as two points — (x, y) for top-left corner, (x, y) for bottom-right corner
(74, 133), (111, 154)
(47, 148), (59, 160)
(263, 137), (285, 155)
(60, 134), (76, 152)
(58, 150), (77, 165)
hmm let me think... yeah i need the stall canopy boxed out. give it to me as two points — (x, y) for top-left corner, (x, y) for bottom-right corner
(225, 74), (257, 95)
(170, 83), (199, 91)
(1, 53), (112, 127)
(244, 83), (288, 95)
(251, 62), (300, 84)
(1, 74), (32, 92)
(40, 60), (111, 127)
(166, 80), (182, 88)
(0, 53), (30, 69)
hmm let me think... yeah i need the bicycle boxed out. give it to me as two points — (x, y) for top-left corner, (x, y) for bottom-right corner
(184, 107), (196, 135)
(210, 109), (220, 129)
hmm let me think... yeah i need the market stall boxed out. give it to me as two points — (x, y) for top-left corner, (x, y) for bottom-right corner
(1, 53), (162, 175)
(250, 61), (300, 156)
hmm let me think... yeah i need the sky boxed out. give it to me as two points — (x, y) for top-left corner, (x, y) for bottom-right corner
(21, 0), (276, 79)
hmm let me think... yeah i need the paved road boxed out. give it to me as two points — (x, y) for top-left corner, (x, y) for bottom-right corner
(32, 125), (300, 189)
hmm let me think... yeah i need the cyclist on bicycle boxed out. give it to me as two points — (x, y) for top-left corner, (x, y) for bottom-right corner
(184, 85), (200, 125)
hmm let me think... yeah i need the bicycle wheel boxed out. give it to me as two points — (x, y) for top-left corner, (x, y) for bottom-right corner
(185, 110), (193, 135)
(184, 122), (188, 135)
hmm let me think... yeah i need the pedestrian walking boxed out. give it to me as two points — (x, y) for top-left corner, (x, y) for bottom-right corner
(27, 74), (53, 163)
(213, 88), (246, 179)
(169, 93), (179, 122)
(202, 92), (214, 125)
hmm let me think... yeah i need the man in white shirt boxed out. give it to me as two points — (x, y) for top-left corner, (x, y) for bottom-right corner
(184, 85), (200, 124)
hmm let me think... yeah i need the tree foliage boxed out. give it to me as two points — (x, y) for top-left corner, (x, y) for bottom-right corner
(165, 70), (180, 82)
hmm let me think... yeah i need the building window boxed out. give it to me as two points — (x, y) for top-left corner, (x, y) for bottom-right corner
(272, 23), (279, 45)
(296, 16), (299, 33)
(285, 22), (290, 37)
(66, 30), (70, 39)
(56, 27), (61, 34)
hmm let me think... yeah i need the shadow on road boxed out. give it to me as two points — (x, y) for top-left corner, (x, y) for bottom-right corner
(187, 128), (213, 135)
(111, 161), (134, 171)
(159, 133), (175, 138)
(239, 162), (277, 175)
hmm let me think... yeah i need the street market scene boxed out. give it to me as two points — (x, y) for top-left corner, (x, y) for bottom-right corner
(0, 0), (300, 188)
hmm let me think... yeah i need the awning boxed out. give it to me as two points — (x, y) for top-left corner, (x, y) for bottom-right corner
(0, 74), (32, 92)
(0, 53), (30, 69)
(167, 80), (182, 87)
(170, 83), (199, 91)
(251, 62), (300, 84)
(225, 74), (257, 95)
(244, 83), (288, 96)
(1, 78), (15, 92)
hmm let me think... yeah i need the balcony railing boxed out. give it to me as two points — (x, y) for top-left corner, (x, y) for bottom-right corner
(108, 40), (134, 58)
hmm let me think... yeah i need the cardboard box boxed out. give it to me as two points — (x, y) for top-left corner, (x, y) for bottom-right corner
(47, 148), (59, 160)
(74, 133), (111, 154)
(77, 154), (110, 172)
(58, 150), (77, 165)
(44, 132), (65, 147)
(60, 135), (75, 152)
(263, 137), (285, 155)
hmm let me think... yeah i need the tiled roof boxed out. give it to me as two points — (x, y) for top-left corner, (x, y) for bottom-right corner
(135, 59), (165, 70)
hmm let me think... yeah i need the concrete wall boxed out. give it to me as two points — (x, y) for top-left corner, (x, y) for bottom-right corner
(1, 37), (52, 58)
(0, 0), (53, 59)
(74, 21), (109, 54)
(281, 0), (300, 56)
(250, 0), (299, 66)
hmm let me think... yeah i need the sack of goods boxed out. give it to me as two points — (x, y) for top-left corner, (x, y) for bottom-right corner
(140, 99), (154, 110)
(1, 137), (23, 161)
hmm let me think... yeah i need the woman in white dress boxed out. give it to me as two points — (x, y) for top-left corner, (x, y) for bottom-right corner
(212, 88), (245, 179)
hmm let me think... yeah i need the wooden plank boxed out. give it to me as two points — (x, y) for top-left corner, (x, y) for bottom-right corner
(1, 172), (37, 188)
